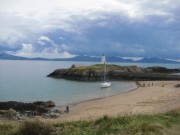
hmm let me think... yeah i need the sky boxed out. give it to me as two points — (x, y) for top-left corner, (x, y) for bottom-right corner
(0, 0), (180, 59)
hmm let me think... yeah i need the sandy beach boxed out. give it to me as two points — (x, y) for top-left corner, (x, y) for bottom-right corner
(43, 81), (180, 122)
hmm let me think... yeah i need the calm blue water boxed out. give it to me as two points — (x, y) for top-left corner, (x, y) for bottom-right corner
(0, 60), (179, 106)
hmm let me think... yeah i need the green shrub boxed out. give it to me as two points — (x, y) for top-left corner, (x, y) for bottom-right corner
(18, 120), (55, 135)
(6, 109), (17, 118)
(0, 122), (17, 135)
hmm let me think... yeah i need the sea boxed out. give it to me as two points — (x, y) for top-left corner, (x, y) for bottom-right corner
(0, 60), (179, 106)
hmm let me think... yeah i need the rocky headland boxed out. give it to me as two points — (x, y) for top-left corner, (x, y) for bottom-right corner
(0, 101), (56, 119)
(47, 64), (180, 81)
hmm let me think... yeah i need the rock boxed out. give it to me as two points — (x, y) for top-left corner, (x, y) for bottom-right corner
(71, 64), (76, 68)
(147, 67), (180, 73)
(45, 100), (55, 107)
(0, 101), (56, 115)
(174, 84), (180, 88)
(47, 64), (180, 81)
(6, 108), (17, 118)
(53, 109), (62, 114)
(0, 109), (18, 119)
(33, 100), (55, 108)
(0, 110), (6, 116)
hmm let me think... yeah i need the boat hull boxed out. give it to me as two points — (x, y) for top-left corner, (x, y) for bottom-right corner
(101, 82), (111, 88)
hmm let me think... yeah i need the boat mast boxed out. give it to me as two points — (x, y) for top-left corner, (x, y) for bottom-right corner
(101, 54), (106, 82)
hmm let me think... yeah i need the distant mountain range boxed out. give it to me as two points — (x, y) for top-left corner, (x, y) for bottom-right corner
(0, 52), (48, 61)
(0, 52), (179, 64)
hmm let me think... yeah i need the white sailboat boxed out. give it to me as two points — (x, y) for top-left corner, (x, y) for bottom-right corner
(101, 55), (111, 88)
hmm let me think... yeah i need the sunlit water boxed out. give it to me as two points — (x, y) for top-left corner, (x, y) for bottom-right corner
(0, 60), (179, 106)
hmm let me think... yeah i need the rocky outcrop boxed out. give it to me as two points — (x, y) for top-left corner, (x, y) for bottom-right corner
(48, 68), (102, 81)
(0, 101), (55, 115)
(147, 67), (180, 73)
(108, 71), (180, 81)
(174, 84), (180, 88)
(47, 64), (180, 81)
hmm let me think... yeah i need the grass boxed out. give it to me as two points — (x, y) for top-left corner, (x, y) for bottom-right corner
(54, 110), (180, 135)
(0, 109), (179, 135)
(16, 120), (55, 135)
(70, 64), (132, 75)
(0, 121), (19, 135)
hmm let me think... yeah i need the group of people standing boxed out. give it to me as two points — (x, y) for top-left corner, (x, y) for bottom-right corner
(143, 82), (153, 87)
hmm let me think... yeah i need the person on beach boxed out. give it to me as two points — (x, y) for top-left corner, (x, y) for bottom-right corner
(66, 106), (69, 113)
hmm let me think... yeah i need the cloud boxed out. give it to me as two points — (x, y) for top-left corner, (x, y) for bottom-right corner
(6, 42), (75, 58)
(59, 36), (65, 40)
(38, 36), (51, 42)
(38, 36), (59, 48)
(38, 36), (54, 46)
(0, 0), (180, 59)
(61, 44), (71, 51)
(37, 41), (46, 46)
(0, 0), (179, 45)
(109, 42), (146, 56)
(122, 57), (143, 61)
(37, 48), (75, 58)
(6, 43), (34, 57)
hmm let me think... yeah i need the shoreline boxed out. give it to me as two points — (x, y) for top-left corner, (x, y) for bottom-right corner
(43, 80), (180, 122)
(0, 81), (179, 122)
(56, 81), (138, 108)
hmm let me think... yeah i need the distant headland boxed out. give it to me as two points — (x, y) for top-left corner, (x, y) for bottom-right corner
(0, 52), (180, 64)
(47, 64), (180, 81)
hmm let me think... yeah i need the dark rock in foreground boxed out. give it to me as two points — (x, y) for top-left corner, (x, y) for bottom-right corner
(47, 64), (180, 81)
(0, 100), (55, 115)
(175, 84), (180, 88)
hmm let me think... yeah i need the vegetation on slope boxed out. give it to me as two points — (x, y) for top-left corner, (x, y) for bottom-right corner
(54, 109), (180, 135)
(65, 64), (180, 73)
(0, 108), (180, 135)
(70, 64), (146, 72)
(48, 64), (180, 81)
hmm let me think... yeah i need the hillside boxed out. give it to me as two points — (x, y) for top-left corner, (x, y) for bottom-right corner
(1, 52), (180, 64)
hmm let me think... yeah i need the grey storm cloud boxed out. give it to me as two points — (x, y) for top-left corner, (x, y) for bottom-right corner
(0, 0), (180, 59)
